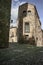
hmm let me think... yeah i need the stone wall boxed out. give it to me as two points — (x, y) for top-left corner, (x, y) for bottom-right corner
(34, 7), (43, 46)
(18, 3), (42, 46)
(9, 27), (17, 42)
(18, 3), (36, 44)
(42, 30), (43, 45)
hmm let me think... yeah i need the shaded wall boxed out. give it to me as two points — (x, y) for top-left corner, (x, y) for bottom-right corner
(18, 3), (28, 43)
(0, 0), (11, 48)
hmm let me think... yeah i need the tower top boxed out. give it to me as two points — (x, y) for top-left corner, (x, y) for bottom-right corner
(19, 3), (35, 7)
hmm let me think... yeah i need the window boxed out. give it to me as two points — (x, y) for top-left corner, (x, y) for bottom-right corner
(25, 22), (30, 33)
(23, 10), (26, 16)
(28, 10), (31, 13)
(27, 10), (31, 15)
(23, 11), (26, 13)
(25, 35), (29, 40)
(23, 10), (31, 16)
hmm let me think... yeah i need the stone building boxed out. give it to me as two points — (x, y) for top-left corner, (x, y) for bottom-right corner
(9, 27), (17, 42)
(9, 3), (43, 46)
(42, 30), (43, 43)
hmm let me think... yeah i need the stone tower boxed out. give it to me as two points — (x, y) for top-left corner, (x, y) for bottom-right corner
(18, 3), (42, 46)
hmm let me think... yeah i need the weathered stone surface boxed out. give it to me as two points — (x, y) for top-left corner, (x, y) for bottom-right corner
(9, 3), (43, 47)
(17, 3), (43, 46)
(9, 27), (17, 42)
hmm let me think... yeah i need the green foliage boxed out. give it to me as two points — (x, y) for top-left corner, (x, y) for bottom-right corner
(0, 0), (11, 48)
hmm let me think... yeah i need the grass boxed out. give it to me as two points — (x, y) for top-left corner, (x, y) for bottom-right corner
(0, 43), (43, 65)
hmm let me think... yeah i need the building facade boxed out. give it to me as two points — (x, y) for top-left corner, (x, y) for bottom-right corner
(9, 27), (17, 42)
(9, 3), (43, 46)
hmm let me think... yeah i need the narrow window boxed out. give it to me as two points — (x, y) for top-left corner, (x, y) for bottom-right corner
(25, 22), (30, 33)
(23, 10), (26, 16)
(23, 11), (26, 13)
(28, 10), (31, 13)
(27, 10), (31, 15)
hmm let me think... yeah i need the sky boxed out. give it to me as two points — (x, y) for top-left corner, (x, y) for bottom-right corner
(11, 0), (43, 29)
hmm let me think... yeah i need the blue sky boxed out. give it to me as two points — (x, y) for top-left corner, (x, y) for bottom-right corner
(11, 0), (43, 29)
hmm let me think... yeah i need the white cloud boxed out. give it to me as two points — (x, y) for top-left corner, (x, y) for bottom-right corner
(11, 0), (43, 29)
(11, 0), (20, 8)
(19, 1), (26, 5)
(11, 7), (18, 21)
(11, 7), (18, 27)
(14, 0), (19, 2)
(41, 23), (43, 29)
(12, 0), (26, 8)
(11, 0), (26, 26)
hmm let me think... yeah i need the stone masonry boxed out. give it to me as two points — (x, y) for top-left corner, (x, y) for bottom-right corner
(9, 3), (43, 47)
(17, 3), (43, 46)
